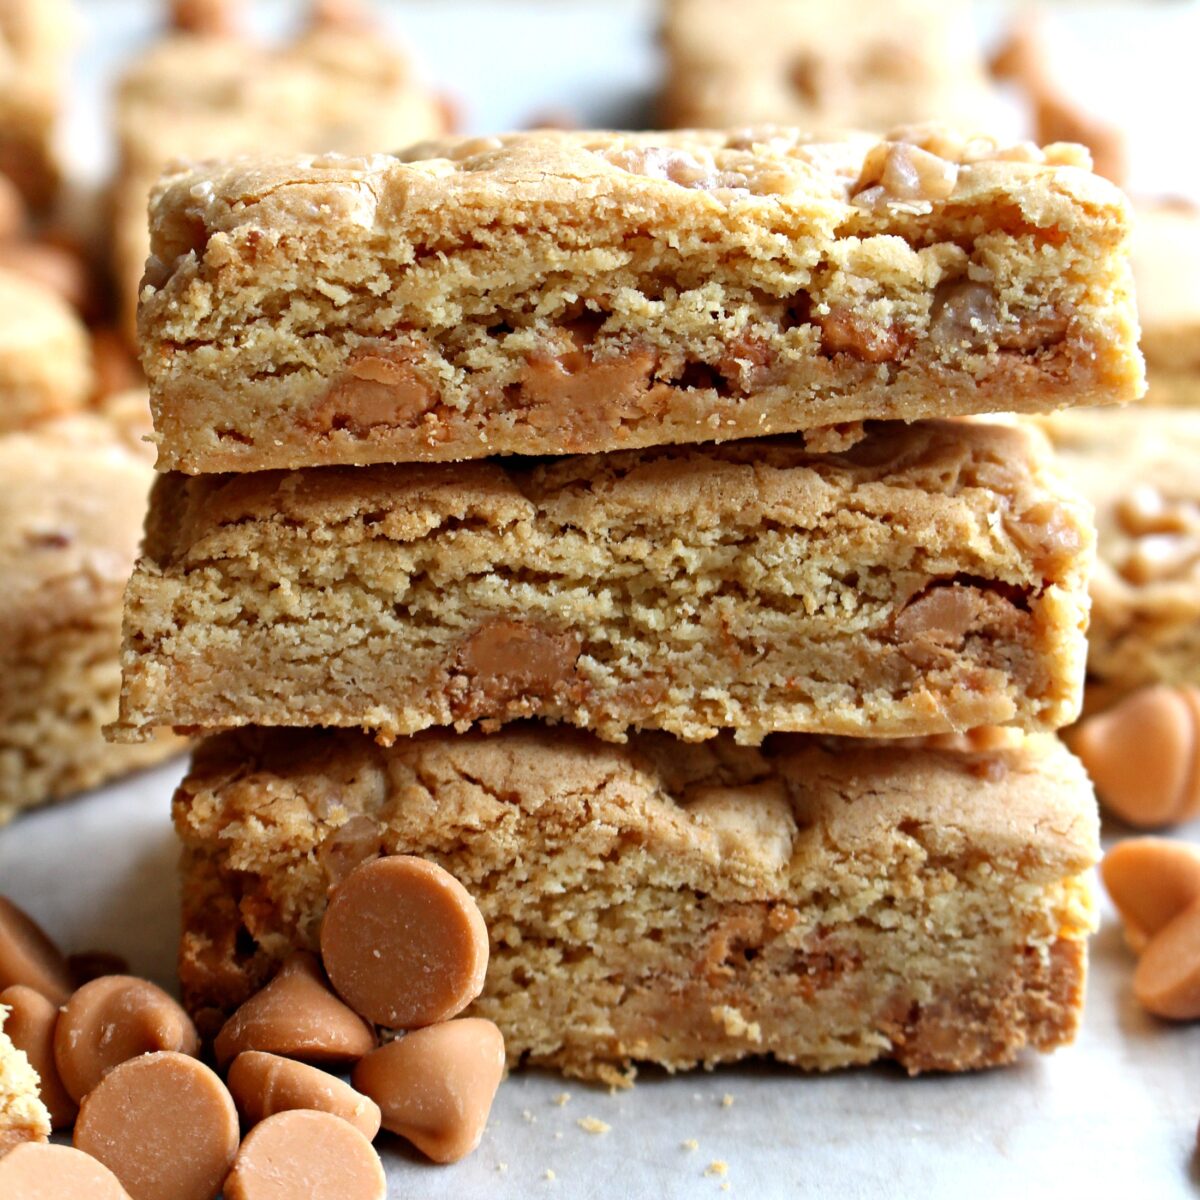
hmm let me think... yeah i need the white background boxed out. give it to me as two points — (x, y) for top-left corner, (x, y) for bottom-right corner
(5, 2), (1200, 1196)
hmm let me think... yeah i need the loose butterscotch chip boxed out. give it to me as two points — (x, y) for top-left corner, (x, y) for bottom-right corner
(73, 1051), (239, 1200)
(1071, 686), (1200, 827)
(321, 856), (489, 1029)
(1101, 839), (1200, 953)
(54, 976), (200, 1104)
(0, 1143), (132, 1198)
(227, 1051), (381, 1140)
(213, 952), (375, 1069)
(0, 897), (72, 1005)
(224, 1109), (386, 1200)
(0, 985), (75, 1128)
(1133, 903), (1200, 1020)
(351, 1019), (505, 1164)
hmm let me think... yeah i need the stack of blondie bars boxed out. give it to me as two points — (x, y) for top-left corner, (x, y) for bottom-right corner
(115, 125), (1142, 1079)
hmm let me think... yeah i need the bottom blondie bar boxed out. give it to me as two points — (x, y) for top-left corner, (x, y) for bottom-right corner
(0, 416), (181, 824)
(0, 1006), (49, 1154)
(176, 726), (1098, 1082)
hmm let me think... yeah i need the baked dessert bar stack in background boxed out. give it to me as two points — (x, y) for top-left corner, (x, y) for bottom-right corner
(117, 124), (1144, 1078)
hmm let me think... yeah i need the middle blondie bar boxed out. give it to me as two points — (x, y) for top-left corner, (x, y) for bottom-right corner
(116, 419), (1092, 745)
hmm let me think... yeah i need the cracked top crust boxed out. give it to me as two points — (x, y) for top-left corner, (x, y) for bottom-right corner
(144, 124), (1120, 277)
(139, 419), (1085, 576)
(179, 725), (1099, 890)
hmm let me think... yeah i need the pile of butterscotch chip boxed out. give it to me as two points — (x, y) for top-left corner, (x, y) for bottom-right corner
(0, 853), (503, 1199)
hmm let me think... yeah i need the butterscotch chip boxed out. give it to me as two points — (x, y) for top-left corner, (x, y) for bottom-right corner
(1133, 903), (1200, 1020)
(1071, 686), (1200, 828)
(0, 1143), (132, 1198)
(73, 1051), (238, 1200)
(321, 856), (489, 1029)
(1101, 839), (1200, 954)
(54, 976), (200, 1104)
(224, 1109), (385, 1200)
(351, 1019), (504, 1163)
(169, 0), (240, 35)
(227, 1051), (381, 1140)
(0, 897), (71, 1005)
(213, 952), (375, 1069)
(0, 985), (75, 1128)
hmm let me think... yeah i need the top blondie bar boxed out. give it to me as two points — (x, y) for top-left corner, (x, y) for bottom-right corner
(140, 125), (1144, 473)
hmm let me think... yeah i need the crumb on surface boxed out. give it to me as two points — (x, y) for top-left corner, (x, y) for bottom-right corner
(552, 1091), (571, 1106)
(523, 1108), (537, 1124)
(681, 1138), (700, 1151)
(577, 1116), (611, 1135)
(544, 1169), (557, 1182)
(706, 1161), (729, 1178)
(722, 1093), (735, 1107)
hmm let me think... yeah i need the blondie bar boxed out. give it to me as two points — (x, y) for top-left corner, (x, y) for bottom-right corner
(1036, 409), (1200, 704)
(176, 725), (1098, 1080)
(0, 0), (73, 209)
(0, 1005), (49, 1153)
(0, 268), (92, 434)
(139, 126), (1142, 473)
(112, 1), (444, 341)
(0, 417), (181, 825)
(660, 0), (998, 133)
(115, 420), (1093, 746)
(1131, 200), (1200, 407)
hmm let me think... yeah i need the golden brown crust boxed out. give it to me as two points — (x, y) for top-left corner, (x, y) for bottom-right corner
(139, 125), (1143, 472)
(116, 420), (1093, 745)
(175, 725), (1098, 1078)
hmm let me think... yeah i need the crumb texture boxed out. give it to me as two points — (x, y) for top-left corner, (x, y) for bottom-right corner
(176, 725), (1099, 1079)
(138, 125), (1142, 472)
(0, 1005), (50, 1150)
(117, 421), (1093, 744)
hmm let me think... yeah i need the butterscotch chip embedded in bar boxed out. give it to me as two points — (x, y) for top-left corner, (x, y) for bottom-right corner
(227, 1051), (381, 1140)
(1071, 686), (1200, 828)
(0, 897), (72, 1004)
(1101, 839), (1200, 954)
(321, 856), (488, 1028)
(0, 985), (76, 1128)
(176, 726), (1099, 1080)
(213, 952), (375, 1069)
(352, 1019), (505, 1164)
(224, 1109), (386, 1200)
(137, 125), (1143, 474)
(115, 420), (1093, 746)
(73, 1051), (239, 1200)
(54, 975), (200, 1104)
(0, 1142), (132, 1199)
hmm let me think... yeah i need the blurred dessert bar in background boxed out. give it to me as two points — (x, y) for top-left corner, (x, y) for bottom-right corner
(111, 0), (446, 341)
(660, 0), (999, 132)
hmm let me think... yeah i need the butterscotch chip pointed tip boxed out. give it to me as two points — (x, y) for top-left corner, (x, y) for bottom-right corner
(225, 1109), (386, 1200)
(1101, 838), (1200, 954)
(0, 1142), (132, 1199)
(169, 0), (240, 36)
(352, 1018), (505, 1164)
(1071, 685), (1200, 828)
(54, 975), (199, 1104)
(73, 1051), (238, 1200)
(320, 855), (489, 1029)
(214, 951), (375, 1069)
(0, 984), (76, 1129)
(227, 1050), (382, 1140)
(0, 896), (72, 1006)
(1133, 902), (1200, 1020)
